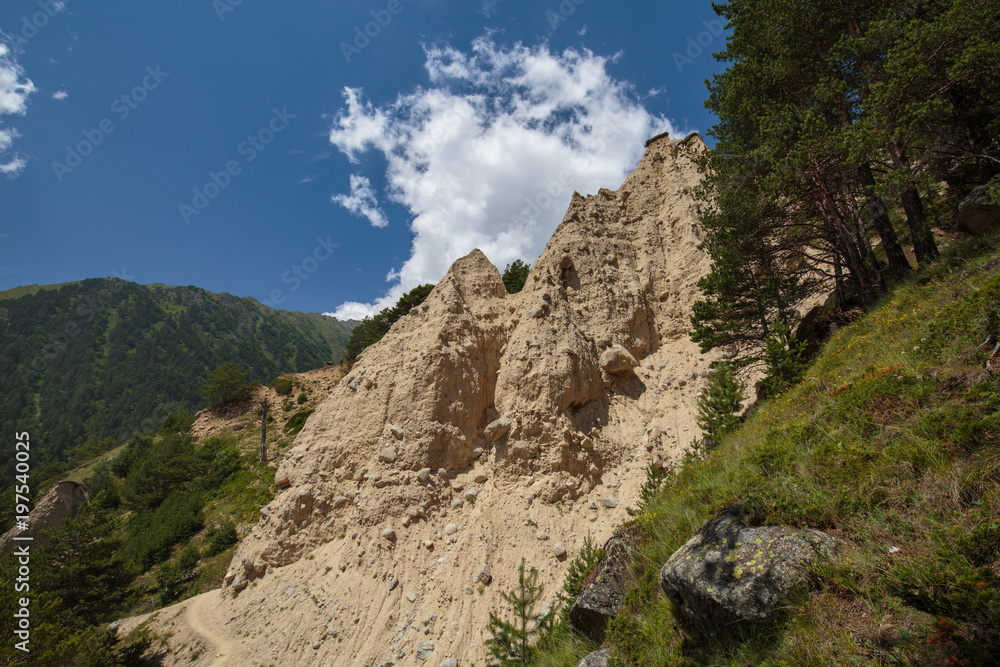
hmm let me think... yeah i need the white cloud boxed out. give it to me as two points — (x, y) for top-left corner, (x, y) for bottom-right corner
(52, 90), (68, 100)
(0, 42), (36, 177)
(332, 174), (389, 228)
(324, 37), (680, 319)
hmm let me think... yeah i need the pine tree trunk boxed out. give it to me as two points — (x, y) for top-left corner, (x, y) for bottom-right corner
(887, 140), (939, 266)
(857, 162), (912, 280)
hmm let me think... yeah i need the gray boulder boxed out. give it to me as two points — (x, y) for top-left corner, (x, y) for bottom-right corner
(958, 184), (1000, 236)
(659, 512), (838, 637)
(577, 648), (613, 667)
(569, 533), (631, 642)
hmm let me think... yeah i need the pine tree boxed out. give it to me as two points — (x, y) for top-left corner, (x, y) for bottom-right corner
(760, 318), (809, 398)
(696, 363), (745, 442)
(502, 260), (530, 294)
(485, 559), (552, 666)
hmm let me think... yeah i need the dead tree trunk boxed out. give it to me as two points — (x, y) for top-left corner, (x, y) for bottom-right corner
(260, 397), (269, 462)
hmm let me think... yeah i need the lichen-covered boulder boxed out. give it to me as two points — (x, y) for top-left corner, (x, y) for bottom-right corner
(569, 534), (632, 642)
(659, 512), (838, 637)
(576, 647), (613, 667)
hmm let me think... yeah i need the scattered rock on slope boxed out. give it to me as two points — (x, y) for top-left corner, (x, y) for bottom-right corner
(569, 532), (634, 642)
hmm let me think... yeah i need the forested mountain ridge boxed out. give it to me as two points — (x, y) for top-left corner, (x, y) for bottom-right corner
(0, 278), (354, 486)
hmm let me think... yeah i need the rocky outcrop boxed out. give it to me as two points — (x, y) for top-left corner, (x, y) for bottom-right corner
(0, 481), (88, 556)
(659, 512), (838, 637)
(163, 133), (725, 666)
(957, 184), (1000, 236)
(569, 533), (634, 642)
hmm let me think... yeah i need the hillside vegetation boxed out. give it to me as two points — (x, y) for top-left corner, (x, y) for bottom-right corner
(0, 365), (342, 666)
(0, 279), (353, 489)
(529, 233), (1000, 665)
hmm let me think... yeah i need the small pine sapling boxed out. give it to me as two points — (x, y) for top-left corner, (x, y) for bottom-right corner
(696, 362), (745, 442)
(485, 558), (553, 665)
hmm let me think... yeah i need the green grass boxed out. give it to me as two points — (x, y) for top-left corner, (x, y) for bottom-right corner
(531, 234), (1000, 666)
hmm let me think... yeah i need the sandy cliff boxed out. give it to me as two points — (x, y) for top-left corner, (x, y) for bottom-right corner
(120, 134), (722, 667)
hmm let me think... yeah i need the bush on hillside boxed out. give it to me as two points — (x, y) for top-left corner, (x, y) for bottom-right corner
(270, 377), (294, 395)
(202, 362), (251, 406)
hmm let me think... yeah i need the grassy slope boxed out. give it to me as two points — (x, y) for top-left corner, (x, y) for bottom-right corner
(536, 234), (1000, 666)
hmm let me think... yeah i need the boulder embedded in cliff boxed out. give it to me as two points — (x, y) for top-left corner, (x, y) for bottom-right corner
(569, 533), (633, 642)
(599, 344), (638, 375)
(484, 418), (512, 442)
(659, 512), (838, 637)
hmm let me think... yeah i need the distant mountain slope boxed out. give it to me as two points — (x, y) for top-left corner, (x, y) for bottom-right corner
(0, 278), (354, 484)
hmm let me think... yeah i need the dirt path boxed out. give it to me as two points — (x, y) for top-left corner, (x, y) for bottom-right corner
(186, 590), (235, 665)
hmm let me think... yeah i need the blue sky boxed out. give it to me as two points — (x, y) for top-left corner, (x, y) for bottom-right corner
(0, 0), (729, 318)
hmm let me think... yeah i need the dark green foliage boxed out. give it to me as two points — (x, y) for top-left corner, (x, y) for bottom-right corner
(119, 433), (206, 510)
(158, 409), (194, 436)
(284, 409), (314, 436)
(270, 376), (294, 395)
(0, 278), (354, 488)
(207, 520), (239, 556)
(502, 260), (530, 294)
(296, 391), (308, 404)
(124, 489), (205, 568)
(692, 0), (1000, 362)
(696, 362), (745, 441)
(343, 283), (435, 363)
(202, 362), (251, 406)
(760, 318), (809, 398)
(34, 503), (135, 629)
(556, 533), (604, 617)
(485, 559), (553, 665)
(627, 463), (669, 518)
(177, 544), (199, 571)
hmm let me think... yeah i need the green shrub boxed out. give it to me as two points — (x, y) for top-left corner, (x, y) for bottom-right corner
(296, 391), (307, 404)
(124, 489), (204, 568)
(158, 409), (194, 436)
(202, 362), (251, 406)
(270, 377), (294, 396)
(284, 409), (314, 435)
(207, 520), (238, 556)
(760, 318), (808, 398)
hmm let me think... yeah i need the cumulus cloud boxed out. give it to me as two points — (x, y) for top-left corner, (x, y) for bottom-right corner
(325, 37), (680, 319)
(0, 42), (36, 176)
(332, 173), (389, 228)
(52, 90), (68, 100)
